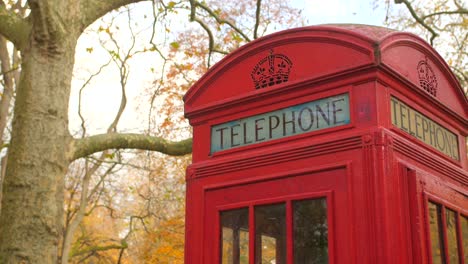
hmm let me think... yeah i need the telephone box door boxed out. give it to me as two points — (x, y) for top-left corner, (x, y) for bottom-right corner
(203, 166), (352, 264)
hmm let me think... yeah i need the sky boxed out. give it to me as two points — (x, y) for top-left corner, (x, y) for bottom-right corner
(69, 0), (389, 136)
(293, 0), (386, 26)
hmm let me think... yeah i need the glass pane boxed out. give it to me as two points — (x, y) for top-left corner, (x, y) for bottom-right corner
(462, 216), (468, 263)
(255, 203), (286, 264)
(428, 202), (446, 264)
(221, 208), (249, 264)
(445, 209), (460, 264)
(293, 198), (328, 264)
(261, 235), (277, 263)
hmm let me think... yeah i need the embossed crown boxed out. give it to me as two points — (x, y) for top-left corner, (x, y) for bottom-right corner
(251, 50), (293, 89)
(417, 58), (437, 97)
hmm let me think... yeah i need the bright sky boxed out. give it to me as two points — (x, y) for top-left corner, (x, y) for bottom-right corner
(294, 0), (386, 25)
(69, 0), (388, 136)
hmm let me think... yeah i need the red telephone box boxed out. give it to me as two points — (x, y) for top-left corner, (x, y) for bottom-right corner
(183, 25), (467, 264)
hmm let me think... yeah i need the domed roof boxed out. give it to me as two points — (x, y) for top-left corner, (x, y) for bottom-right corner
(184, 24), (466, 121)
(311, 23), (398, 42)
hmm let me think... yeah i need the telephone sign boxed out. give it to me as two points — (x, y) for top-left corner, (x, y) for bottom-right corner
(211, 93), (350, 153)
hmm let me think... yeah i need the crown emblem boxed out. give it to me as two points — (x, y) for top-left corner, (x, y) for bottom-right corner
(417, 57), (437, 97)
(251, 49), (292, 89)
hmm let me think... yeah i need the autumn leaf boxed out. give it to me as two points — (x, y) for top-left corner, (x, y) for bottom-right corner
(170, 41), (180, 50)
(167, 1), (176, 9)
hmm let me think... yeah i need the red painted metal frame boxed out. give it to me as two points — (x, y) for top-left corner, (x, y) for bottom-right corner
(205, 163), (346, 263)
(184, 25), (468, 264)
(424, 193), (468, 264)
(214, 191), (334, 264)
(213, 189), (336, 263)
(397, 160), (467, 264)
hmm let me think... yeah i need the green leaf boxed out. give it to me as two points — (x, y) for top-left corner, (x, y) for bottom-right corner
(170, 41), (180, 50)
(109, 50), (120, 59)
(232, 33), (243, 43)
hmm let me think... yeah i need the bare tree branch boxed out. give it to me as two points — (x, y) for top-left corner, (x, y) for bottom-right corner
(72, 134), (192, 160)
(189, 0), (242, 65)
(81, 0), (150, 30)
(395, 0), (438, 45)
(0, 34), (18, 215)
(0, 155), (6, 214)
(422, 9), (468, 19)
(254, 0), (262, 39)
(63, 12), (144, 260)
(78, 60), (112, 137)
(0, 3), (29, 48)
(194, 1), (251, 42)
(70, 242), (128, 258)
(0, 36), (16, 147)
(191, 16), (215, 66)
(0, 66), (19, 77)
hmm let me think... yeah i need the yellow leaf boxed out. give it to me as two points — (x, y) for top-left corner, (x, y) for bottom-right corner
(170, 41), (180, 50)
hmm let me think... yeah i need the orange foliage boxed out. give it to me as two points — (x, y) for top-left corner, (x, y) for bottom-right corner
(140, 214), (185, 263)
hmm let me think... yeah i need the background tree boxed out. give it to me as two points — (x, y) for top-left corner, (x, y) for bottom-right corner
(379, 0), (468, 90)
(0, 0), (24, 213)
(64, 1), (302, 262)
(0, 0), (302, 262)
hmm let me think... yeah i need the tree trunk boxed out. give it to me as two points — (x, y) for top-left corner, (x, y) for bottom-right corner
(0, 30), (77, 262)
(0, 155), (7, 214)
(0, 0), (189, 262)
(0, 36), (18, 215)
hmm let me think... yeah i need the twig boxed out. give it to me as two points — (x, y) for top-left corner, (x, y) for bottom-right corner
(395, 0), (438, 45)
(0, 66), (20, 77)
(254, 0), (262, 39)
(195, 1), (251, 42)
(78, 60), (112, 137)
(422, 9), (468, 19)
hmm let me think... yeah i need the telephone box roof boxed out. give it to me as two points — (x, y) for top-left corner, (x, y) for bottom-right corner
(184, 24), (467, 122)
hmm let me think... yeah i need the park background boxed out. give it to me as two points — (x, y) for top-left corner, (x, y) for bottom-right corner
(0, 0), (466, 263)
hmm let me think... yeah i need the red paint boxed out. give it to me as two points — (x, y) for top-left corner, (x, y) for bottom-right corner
(184, 25), (468, 263)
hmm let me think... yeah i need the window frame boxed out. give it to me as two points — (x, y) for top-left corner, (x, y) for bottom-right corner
(216, 191), (334, 264)
(424, 193), (467, 264)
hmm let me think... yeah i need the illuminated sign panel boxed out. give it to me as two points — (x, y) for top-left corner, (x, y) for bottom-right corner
(390, 97), (459, 160)
(211, 94), (350, 153)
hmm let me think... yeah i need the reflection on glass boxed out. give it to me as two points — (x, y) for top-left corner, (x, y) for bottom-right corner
(428, 202), (446, 264)
(221, 208), (249, 264)
(255, 203), (286, 264)
(462, 216), (468, 263)
(261, 235), (277, 263)
(293, 198), (328, 264)
(446, 209), (460, 264)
